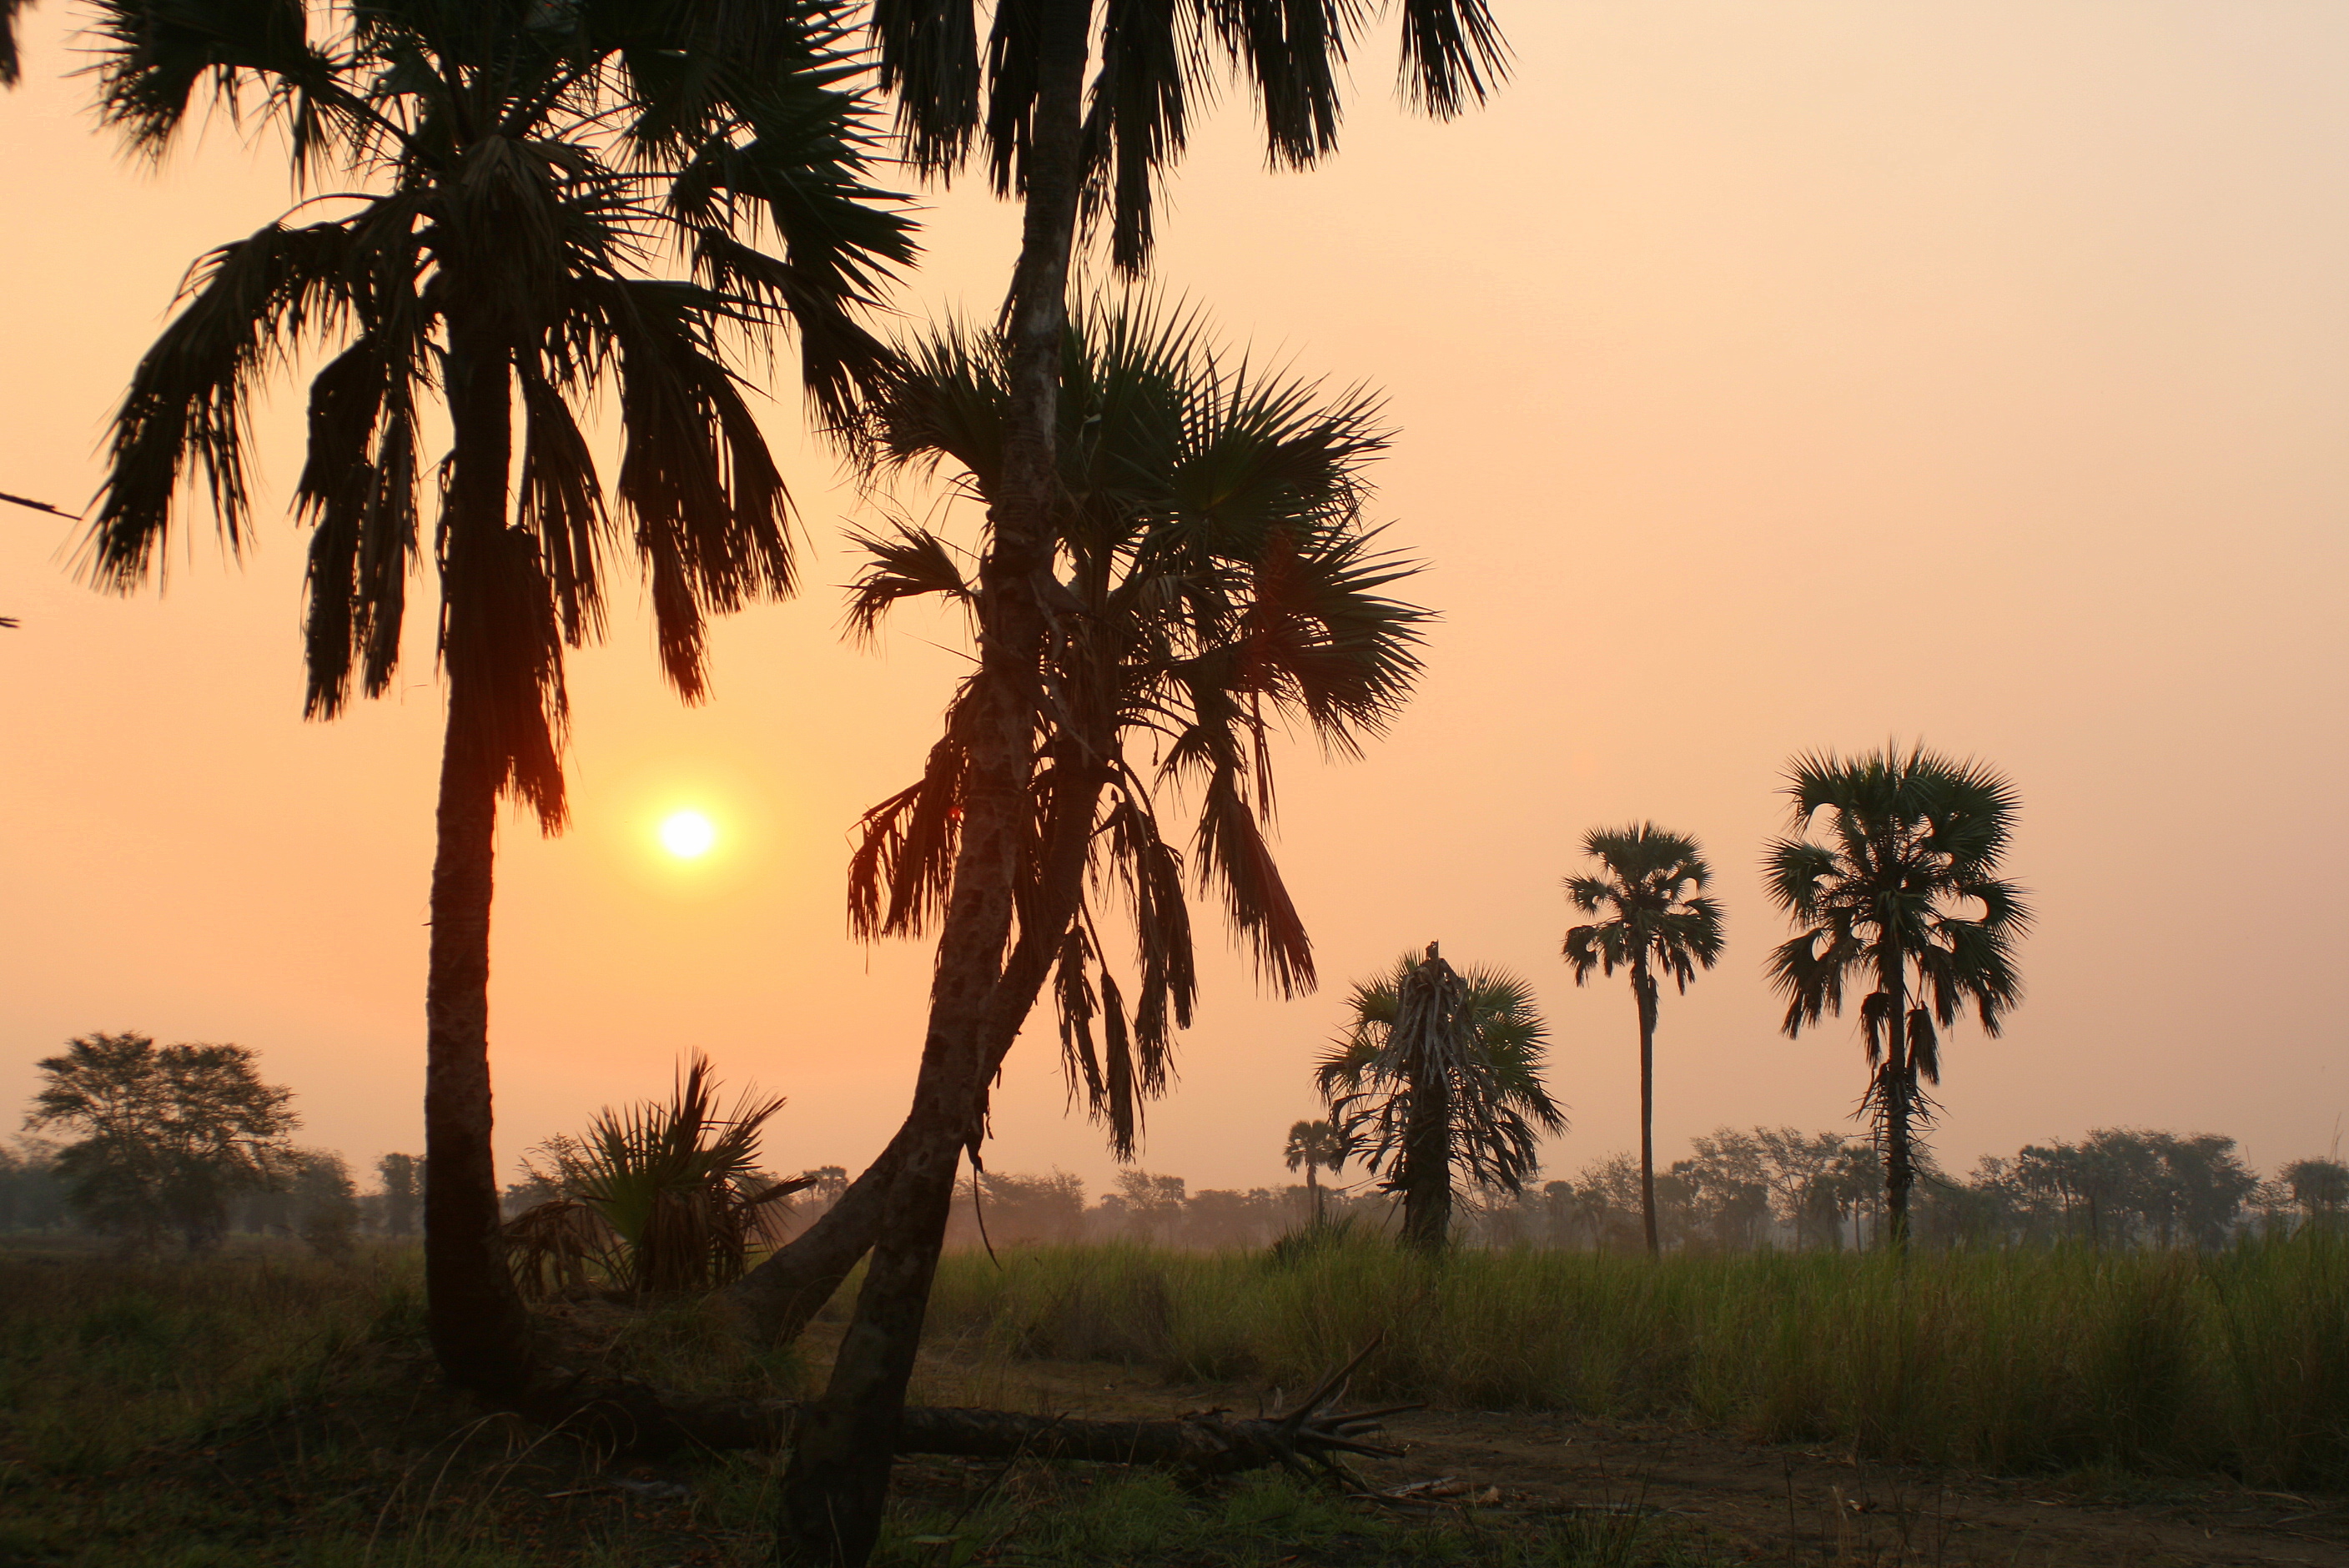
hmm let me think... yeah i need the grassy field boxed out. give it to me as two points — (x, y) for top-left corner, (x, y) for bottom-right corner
(926, 1232), (2349, 1489)
(3, 1235), (2342, 1564)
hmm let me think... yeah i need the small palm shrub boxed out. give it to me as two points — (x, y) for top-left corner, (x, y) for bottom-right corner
(504, 1054), (806, 1299)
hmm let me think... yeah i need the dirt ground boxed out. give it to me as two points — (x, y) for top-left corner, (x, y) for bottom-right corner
(917, 1353), (2349, 1567)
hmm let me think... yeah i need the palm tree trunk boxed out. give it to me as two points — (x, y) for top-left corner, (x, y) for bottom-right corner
(1633, 957), (1660, 1258)
(777, 10), (1092, 1559)
(1307, 1162), (1321, 1224)
(1879, 948), (1914, 1254)
(1399, 1065), (1452, 1253)
(422, 324), (535, 1399)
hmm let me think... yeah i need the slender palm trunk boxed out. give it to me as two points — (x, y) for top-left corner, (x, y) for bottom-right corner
(1632, 956), (1660, 1258)
(777, 10), (1091, 1560)
(1306, 1162), (1321, 1224)
(422, 324), (535, 1398)
(1879, 944), (1914, 1254)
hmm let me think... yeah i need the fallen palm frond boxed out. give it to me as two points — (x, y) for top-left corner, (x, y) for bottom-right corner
(504, 1053), (811, 1299)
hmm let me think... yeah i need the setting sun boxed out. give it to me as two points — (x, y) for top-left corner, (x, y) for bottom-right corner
(658, 810), (717, 860)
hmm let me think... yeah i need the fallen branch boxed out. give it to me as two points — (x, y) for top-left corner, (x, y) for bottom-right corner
(523, 1339), (1412, 1481)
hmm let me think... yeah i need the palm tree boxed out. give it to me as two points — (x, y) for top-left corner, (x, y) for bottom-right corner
(780, 298), (1427, 1556)
(1562, 824), (1724, 1257)
(1763, 745), (2030, 1252)
(1284, 1120), (1346, 1225)
(69, 0), (909, 1396)
(1317, 945), (1564, 1253)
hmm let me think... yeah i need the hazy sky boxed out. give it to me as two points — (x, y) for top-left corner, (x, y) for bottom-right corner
(3, 3), (2345, 1199)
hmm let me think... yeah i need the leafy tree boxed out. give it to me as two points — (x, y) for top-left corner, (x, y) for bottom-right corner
(0, 1139), (68, 1232)
(774, 3), (1506, 1551)
(1562, 824), (1724, 1256)
(1283, 1120), (1346, 1224)
(377, 1153), (420, 1239)
(68, 0), (908, 1395)
(26, 1032), (297, 1251)
(1764, 745), (2030, 1252)
(1318, 945), (1565, 1253)
(2285, 1158), (2349, 1229)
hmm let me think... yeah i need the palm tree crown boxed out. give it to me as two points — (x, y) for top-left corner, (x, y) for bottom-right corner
(843, 299), (1427, 1153)
(1318, 945), (1564, 1249)
(78, 0), (911, 809)
(1562, 825), (1725, 992)
(1763, 744), (2030, 1247)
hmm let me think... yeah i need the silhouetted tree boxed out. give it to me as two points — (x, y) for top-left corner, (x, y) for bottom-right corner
(1562, 825), (1724, 1255)
(26, 1033), (297, 1250)
(1319, 946), (1564, 1253)
(1764, 746), (2030, 1252)
(777, 300), (1429, 1557)
(2286, 1158), (2349, 1230)
(71, 0), (908, 1396)
(773, 5), (1506, 1554)
(377, 1153), (420, 1239)
(1284, 1121), (1346, 1224)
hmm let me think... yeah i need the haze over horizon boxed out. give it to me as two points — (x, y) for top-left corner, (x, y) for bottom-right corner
(3, 2), (2344, 1199)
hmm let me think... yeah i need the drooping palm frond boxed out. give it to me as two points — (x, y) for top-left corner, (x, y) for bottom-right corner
(846, 297), (1426, 1155)
(1561, 822), (1725, 996)
(868, 0), (1509, 274)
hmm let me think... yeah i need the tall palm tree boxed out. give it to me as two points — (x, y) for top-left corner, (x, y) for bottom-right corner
(1284, 1119), (1346, 1224)
(70, 0), (909, 1396)
(1317, 945), (1563, 1253)
(781, 298), (1427, 1558)
(1763, 745), (2030, 1252)
(1562, 824), (1723, 1257)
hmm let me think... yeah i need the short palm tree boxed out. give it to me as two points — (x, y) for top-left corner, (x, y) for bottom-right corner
(1284, 1120), (1346, 1224)
(1562, 825), (1723, 1257)
(70, 0), (909, 1395)
(1318, 945), (1564, 1253)
(1764, 746), (2030, 1251)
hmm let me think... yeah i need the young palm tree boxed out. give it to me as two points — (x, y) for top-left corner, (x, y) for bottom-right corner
(1317, 945), (1564, 1253)
(1763, 746), (2030, 1252)
(71, 0), (910, 1396)
(1284, 1120), (1346, 1224)
(1562, 825), (1723, 1257)
(780, 299), (1426, 1556)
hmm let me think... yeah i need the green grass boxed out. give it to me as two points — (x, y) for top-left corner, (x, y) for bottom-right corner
(924, 1232), (2349, 1487)
(0, 1240), (1706, 1565)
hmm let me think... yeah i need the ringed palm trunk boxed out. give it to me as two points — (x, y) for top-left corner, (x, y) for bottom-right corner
(1398, 1062), (1453, 1253)
(422, 321), (536, 1398)
(1632, 956), (1660, 1258)
(1879, 943), (1914, 1254)
(778, 13), (1092, 1557)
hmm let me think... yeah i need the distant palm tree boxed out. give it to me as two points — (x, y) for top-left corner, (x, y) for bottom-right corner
(1319, 945), (1564, 1252)
(1562, 824), (1724, 1257)
(1284, 1120), (1347, 1224)
(70, 0), (908, 1395)
(1764, 746), (2030, 1252)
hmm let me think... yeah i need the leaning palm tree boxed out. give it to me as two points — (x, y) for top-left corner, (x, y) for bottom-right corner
(778, 298), (1427, 1555)
(1284, 1120), (1346, 1225)
(1763, 746), (2030, 1252)
(1562, 824), (1724, 1257)
(71, 0), (909, 1396)
(1318, 945), (1564, 1253)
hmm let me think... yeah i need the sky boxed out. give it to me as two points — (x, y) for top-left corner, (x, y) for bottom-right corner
(3, 2), (2346, 1200)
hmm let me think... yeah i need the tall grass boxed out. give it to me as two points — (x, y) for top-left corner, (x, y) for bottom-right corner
(926, 1233), (2349, 1487)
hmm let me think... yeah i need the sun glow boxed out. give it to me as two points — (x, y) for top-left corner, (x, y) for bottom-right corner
(658, 810), (717, 860)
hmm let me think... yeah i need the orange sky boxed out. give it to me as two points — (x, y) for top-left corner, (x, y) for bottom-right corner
(3, 3), (2345, 1199)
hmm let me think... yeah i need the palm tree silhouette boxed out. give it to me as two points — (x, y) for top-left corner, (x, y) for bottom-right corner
(786, 297), (1429, 1550)
(1318, 944), (1564, 1253)
(1764, 745), (2030, 1252)
(68, 0), (908, 1395)
(1562, 824), (1724, 1257)
(1284, 1120), (1347, 1225)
